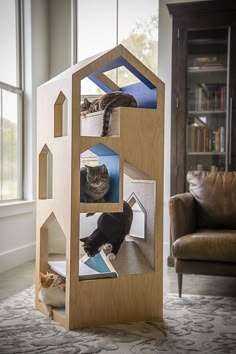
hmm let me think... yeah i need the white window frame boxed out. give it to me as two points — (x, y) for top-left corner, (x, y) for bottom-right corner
(0, 0), (24, 202)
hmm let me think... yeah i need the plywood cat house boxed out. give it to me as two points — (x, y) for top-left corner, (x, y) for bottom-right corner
(36, 44), (164, 329)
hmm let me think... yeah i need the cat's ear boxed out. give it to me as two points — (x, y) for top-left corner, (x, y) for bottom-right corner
(40, 272), (45, 280)
(83, 98), (90, 104)
(80, 236), (88, 243)
(100, 164), (107, 173)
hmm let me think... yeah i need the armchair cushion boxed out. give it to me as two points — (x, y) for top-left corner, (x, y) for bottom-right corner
(187, 171), (236, 228)
(169, 192), (196, 243)
(172, 229), (236, 263)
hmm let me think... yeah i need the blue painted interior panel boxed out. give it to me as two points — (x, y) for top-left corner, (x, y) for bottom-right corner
(99, 155), (119, 202)
(85, 253), (111, 273)
(89, 143), (118, 157)
(121, 82), (157, 109)
(87, 56), (158, 109)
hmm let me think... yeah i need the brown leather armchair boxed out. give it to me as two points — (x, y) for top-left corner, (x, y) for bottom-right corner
(169, 171), (236, 297)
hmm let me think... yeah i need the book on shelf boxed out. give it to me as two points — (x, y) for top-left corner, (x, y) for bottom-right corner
(48, 250), (118, 281)
(188, 55), (226, 71)
(220, 126), (225, 152)
(187, 83), (226, 112)
(187, 124), (225, 153)
(188, 55), (225, 67)
(203, 126), (209, 152)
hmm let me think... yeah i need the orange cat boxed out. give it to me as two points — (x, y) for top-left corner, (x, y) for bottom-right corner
(39, 272), (65, 319)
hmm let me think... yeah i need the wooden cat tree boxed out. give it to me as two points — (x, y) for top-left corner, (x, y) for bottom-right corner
(36, 44), (165, 330)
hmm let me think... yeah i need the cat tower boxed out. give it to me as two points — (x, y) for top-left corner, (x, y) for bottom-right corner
(36, 44), (164, 330)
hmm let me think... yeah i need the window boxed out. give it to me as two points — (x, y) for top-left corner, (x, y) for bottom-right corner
(77, 0), (158, 94)
(0, 0), (23, 201)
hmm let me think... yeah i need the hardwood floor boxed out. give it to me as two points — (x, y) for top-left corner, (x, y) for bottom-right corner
(1, 257), (236, 302)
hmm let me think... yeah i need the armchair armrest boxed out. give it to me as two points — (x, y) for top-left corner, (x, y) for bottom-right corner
(169, 192), (197, 243)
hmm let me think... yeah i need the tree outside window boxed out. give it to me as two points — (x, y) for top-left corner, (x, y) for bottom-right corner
(77, 0), (159, 94)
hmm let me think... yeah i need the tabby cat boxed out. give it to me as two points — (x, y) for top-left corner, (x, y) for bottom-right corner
(80, 201), (133, 260)
(39, 272), (65, 319)
(81, 92), (137, 136)
(80, 164), (110, 203)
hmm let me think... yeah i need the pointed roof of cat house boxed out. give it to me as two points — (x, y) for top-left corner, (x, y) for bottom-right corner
(42, 44), (164, 106)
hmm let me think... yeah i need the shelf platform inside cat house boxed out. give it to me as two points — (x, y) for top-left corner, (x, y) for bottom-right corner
(36, 44), (165, 330)
(79, 48), (158, 138)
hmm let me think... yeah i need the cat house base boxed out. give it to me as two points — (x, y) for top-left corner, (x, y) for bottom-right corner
(36, 44), (164, 330)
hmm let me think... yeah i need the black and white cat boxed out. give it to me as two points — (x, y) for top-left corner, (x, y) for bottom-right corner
(80, 164), (110, 203)
(81, 92), (137, 136)
(80, 201), (133, 260)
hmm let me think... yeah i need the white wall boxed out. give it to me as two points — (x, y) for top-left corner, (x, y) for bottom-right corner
(0, 0), (49, 273)
(48, 0), (72, 78)
(0, 202), (35, 272)
(158, 0), (207, 261)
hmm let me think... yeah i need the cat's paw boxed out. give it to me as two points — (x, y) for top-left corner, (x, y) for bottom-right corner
(107, 253), (116, 261)
(103, 243), (112, 252)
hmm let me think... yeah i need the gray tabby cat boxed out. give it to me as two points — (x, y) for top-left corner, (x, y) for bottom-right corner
(81, 92), (137, 137)
(80, 164), (110, 203)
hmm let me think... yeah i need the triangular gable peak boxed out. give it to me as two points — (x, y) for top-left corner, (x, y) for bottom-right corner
(41, 44), (164, 109)
(76, 45), (163, 109)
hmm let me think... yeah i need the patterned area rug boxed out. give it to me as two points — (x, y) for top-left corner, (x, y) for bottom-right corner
(0, 287), (236, 354)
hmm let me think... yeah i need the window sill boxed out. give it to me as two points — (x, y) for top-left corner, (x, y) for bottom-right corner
(0, 200), (36, 218)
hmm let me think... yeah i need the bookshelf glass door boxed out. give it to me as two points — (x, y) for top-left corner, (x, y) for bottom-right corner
(186, 28), (229, 182)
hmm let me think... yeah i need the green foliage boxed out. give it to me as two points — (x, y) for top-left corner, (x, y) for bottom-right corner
(104, 15), (158, 90)
(121, 15), (158, 74)
(0, 117), (17, 200)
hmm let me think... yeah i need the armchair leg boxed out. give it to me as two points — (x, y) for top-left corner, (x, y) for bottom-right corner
(177, 273), (183, 298)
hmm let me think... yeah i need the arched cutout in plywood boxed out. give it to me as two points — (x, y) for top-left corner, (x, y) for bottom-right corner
(127, 192), (147, 240)
(39, 213), (66, 314)
(38, 144), (53, 199)
(54, 91), (68, 137)
(39, 212), (66, 272)
(107, 160), (156, 276)
(80, 143), (120, 203)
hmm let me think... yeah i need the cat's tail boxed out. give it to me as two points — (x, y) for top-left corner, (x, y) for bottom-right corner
(101, 102), (115, 137)
(101, 97), (137, 137)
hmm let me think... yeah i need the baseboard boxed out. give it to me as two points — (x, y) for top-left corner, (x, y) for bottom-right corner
(0, 243), (35, 273)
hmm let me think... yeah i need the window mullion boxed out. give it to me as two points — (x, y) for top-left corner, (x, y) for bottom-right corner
(0, 89), (2, 200)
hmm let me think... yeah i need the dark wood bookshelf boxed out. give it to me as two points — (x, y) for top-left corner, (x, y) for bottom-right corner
(167, 0), (236, 266)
